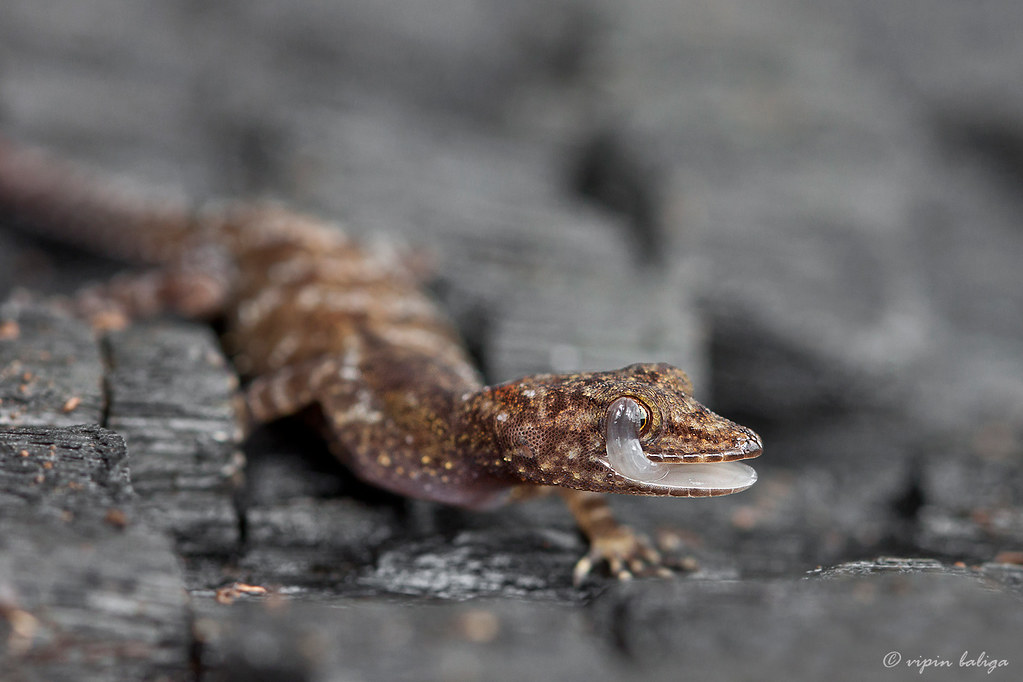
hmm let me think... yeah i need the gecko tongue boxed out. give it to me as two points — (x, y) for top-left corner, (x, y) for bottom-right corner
(605, 397), (758, 494)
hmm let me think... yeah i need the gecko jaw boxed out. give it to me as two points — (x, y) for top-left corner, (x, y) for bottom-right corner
(644, 432), (763, 463)
(605, 397), (760, 495)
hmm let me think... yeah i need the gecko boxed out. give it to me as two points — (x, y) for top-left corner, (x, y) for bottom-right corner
(0, 136), (762, 583)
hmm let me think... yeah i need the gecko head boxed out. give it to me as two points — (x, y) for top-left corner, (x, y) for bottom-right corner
(475, 363), (761, 497)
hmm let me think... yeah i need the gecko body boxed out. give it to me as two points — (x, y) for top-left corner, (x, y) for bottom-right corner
(0, 138), (762, 580)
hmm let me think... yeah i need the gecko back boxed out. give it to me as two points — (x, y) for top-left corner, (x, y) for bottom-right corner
(0, 136), (504, 507)
(0, 137), (474, 383)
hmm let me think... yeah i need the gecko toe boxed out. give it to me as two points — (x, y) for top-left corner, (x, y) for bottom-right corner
(572, 555), (596, 587)
(574, 527), (678, 584)
(654, 566), (674, 579)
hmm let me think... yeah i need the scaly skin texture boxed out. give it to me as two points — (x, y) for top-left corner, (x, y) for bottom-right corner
(459, 364), (761, 498)
(0, 137), (762, 581)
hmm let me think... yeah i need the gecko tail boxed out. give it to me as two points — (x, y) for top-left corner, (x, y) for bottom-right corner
(0, 135), (198, 264)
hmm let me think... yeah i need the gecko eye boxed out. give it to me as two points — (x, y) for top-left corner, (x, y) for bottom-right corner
(636, 408), (649, 434)
(612, 396), (652, 436)
(605, 396), (664, 482)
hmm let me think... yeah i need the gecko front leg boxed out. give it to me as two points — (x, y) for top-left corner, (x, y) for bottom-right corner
(559, 489), (671, 584)
(243, 355), (347, 425)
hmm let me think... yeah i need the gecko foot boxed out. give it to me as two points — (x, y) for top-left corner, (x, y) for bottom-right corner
(572, 527), (674, 586)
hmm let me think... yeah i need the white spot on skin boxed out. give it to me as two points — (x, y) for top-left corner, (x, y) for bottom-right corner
(341, 342), (362, 370)
(295, 286), (374, 313)
(378, 325), (450, 353)
(455, 363), (482, 387)
(294, 284), (326, 309)
(340, 365), (360, 381)
(268, 375), (293, 412)
(496, 412), (508, 422)
(293, 284), (437, 321)
(523, 389), (536, 398)
(336, 390), (383, 424)
(238, 287), (283, 328)
(309, 359), (338, 387)
(266, 332), (302, 368)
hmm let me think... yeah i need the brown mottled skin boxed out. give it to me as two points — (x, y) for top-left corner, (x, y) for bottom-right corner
(0, 137), (762, 581)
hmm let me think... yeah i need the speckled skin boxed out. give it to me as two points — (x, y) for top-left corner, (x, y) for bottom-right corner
(0, 138), (762, 579)
(461, 364), (761, 500)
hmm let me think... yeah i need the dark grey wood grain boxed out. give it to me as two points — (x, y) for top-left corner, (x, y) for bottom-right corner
(0, 424), (130, 514)
(0, 302), (104, 427)
(0, 508), (192, 682)
(0, 426), (190, 682)
(105, 321), (244, 556)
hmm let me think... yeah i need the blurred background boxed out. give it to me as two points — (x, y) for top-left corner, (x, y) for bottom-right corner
(1, 0), (1022, 678)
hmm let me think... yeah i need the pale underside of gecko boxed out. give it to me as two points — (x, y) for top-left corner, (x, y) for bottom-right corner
(0, 138), (762, 582)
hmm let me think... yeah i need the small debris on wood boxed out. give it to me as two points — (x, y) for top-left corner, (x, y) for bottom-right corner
(0, 319), (20, 340)
(215, 583), (269, 605)
(0, 603), (39, 657)
(454, 609), (501, 643)
(105, 507), (129, 528)
(0, 425), (133, 513)
(0, 302), (104, 426)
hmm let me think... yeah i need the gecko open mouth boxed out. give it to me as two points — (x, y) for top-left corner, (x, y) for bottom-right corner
(605, 397), (759, 494)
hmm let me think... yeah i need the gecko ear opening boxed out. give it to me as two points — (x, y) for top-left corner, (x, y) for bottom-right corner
(605, 397), (757, 493)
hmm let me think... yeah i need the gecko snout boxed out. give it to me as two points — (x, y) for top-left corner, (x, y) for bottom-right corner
(604, 396), (760, 495)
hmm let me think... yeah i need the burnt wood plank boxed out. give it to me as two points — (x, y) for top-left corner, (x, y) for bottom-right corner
(104, 321), (244, 556)
(0, 301), (104, 427)
(0, 425), (191, 681)
(0, 424), (130, 515)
